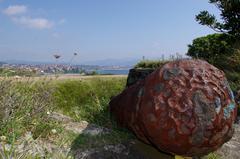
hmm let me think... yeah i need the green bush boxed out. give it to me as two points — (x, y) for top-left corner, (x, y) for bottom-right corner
(86, 70), (98, 75)
(134, 60), (168, 69)
(187, 33), (237, 70)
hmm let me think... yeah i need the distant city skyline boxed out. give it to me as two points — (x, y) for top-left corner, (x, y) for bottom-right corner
(0, 0), (219, 64)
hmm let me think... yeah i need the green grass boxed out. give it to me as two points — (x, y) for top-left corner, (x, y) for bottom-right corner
(50, 77), (136, 153)
(206, 153), (221, 159)
(0, 68), (37, 77)
(52, 77), (126, 126)
(51, 77), (136, 153)
(0, 76), (132, 158)
(0, 76), (226, 158)
(134, 60), (168, 69)
(0, 79), (55, 140)
(0, 79), (63, 158)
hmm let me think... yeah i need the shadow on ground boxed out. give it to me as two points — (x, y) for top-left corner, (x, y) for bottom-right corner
(70, 134), (174, 159)
(69, 106), (175, 159)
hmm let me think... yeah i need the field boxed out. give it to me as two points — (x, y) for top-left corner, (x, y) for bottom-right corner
(0, 75), (137, 158)
(0, 75), (225, 159)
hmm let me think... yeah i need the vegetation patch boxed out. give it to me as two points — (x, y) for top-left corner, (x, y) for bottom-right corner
(52, 77), (126, 125)
(134, 60), (168, 69)
(0, 76), (136, 158)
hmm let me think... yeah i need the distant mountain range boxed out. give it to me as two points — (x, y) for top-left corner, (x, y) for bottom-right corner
(0, 61), (7, 66)
(2, 58), (140, 67)
(82, 58), (139, 66)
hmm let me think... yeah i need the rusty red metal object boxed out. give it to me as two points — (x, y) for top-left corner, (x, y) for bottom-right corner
(109, 59), (237, 157)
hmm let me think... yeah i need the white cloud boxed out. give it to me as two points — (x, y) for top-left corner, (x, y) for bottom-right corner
(2, 5), (59, 30)
(3, 5), (27, 16)
(13, 16), (54, 29)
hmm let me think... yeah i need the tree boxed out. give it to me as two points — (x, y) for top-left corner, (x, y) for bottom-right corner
(189, 0), (240, 68)
(196, 0), (240, 37)
(188, 1), (240, 92)
(187, 33), (237, 70)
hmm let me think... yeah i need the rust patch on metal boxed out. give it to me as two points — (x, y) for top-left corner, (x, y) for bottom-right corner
(109, 59), (237, 157)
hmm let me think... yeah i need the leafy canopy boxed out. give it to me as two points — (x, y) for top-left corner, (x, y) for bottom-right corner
(187, 33), (236, 69)
(196, 0), (240, 37)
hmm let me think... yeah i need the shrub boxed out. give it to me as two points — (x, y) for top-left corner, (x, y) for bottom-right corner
(187, 33), (237, 70)
(134, 60), (168, 69)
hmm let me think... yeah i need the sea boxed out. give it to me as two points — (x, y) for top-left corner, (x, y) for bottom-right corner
(96, 69), (129, 75)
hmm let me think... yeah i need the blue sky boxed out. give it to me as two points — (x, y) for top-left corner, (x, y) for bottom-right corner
(0, 0), (219, 64)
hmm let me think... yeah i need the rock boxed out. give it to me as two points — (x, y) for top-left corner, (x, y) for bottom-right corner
(110, 59), (237, 157)
(72, 140), (179, 159)
(0, 132), (70, 158)
(64, 121), (110, 135)
(82, 124), (111, 136)
(50, 112), (110, 135)
(63, 120), (89, 134)
(215, 124), (240, 159)
(126, 68), (154, 87)
(72, 142), (148, 159)
(50, 112), (74, 123)
(233, 90), (240, 121)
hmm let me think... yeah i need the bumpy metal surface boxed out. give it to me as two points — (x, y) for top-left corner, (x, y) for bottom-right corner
(109, 59), (237, 157)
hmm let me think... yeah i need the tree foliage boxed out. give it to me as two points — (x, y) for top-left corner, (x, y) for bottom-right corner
(189, 0), (240, 92)
(188, 34), (229, 67)
(187, 33), (238, 70)
(187, 33), (240, 91)
(196, 0), (240, 37)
